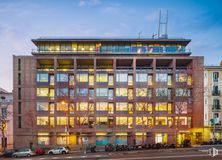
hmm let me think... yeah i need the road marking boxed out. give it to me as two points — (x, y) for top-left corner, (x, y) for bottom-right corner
(100, 153), (222, 160)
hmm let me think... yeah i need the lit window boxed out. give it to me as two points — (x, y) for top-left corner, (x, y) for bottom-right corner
(156, 73), (167, 82)
(37, 73), (48, 82)
(176, 88), (191, 97)
(116, 73), (128, 82)
(57, 133), (67, 145)
(136, 73), (147, 82)
(77, 73), (88, 82)
(176, 73), (187, 83)
(155, 103), (167, 111)
(116, 88), (127, 97)
(96, 102), (108, 111)
(69, 75), (74, 85)
(37, 88), (49, 97)
(136, 117), (148, 125)
(96, 117), (108, 125)
(116, 102), (128, 111)
(57, 102), (68, 111)
(148, 75), (153, 85)
(96, 74), (108, 82)
(77, 117), (89, 125)
(57, 117), (68, 125)
(156, 88), (170, 97)
(96, 88), (108, 97)
(37, 132), (49, 145)
(155, 133), (167, 143)
(116, 117), (128, 125)
(175, 117), (187, 125)
(136, 103), (147, 111)
(70, 117), (74, 127)
(136, 88), (147, 97)
(37, 102), (48, 111)
(155, 117), (167, 125)
(57, 73), (68, 82)
(89, 75), (94, 85)
(76, 102), (88, 111)
(37, 117), (49, 125)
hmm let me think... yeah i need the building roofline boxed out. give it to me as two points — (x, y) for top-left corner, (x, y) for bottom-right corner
(31, 37), (191, 46)
(204, 66), (222, 69)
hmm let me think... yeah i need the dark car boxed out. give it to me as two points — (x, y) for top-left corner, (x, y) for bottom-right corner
(3, 149), (17, 157)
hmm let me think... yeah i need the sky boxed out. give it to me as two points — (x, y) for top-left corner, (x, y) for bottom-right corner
(0, 0), (222, 91)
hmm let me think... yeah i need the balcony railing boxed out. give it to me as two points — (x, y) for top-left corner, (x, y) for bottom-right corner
(212, 105), (221, 111)
(212, 90), (220, 96)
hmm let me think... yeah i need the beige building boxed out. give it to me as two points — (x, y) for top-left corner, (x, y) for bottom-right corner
(204, 65), (222, 140)
(0, 88), (13, 150)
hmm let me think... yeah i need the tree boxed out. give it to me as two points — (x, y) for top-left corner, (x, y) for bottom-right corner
(0, 96), (11, 152)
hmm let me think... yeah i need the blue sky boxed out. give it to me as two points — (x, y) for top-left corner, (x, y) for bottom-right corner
(0, 0), (222, 91)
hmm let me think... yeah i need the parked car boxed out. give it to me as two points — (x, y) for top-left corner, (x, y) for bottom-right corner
(12, 148), (35, 158)
(35, 147), (45, 155)
(48, 147), (69, 155)
(3, 149), (17, 157)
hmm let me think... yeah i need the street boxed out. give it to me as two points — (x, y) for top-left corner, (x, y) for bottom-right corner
(2, 149), (222, 160)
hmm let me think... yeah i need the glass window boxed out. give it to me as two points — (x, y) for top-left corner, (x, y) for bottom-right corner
(108, 75), (114, 85)
(116, 73), (128, 82)
(37, 117), (49, 125)
(116, 88), (128, 97)
(57, 73), (68, 82)
(156, 73), (167, 82)
(57, 88), (68, 96)
(155, 117), (167, 125)
(77, 73), (88, 82)
(37, 132), (49, 145)
(96, 117), (108, 125)
(136, 88), (147, 97)
(57, 117), (68, 125)
(136, 73), (147, 82)
(175, 102), (188, 114)
(148, 75), (153, 85)
(176, 88), (191, 97)
(96, 102), (108, 111)
(69, 75), (74, 85)
(176, 73), (187, 82)
(96, 74), (108, 82)
(136, 117), (148, 125)
(89, 75), (94, 85)
(156, 88), (168, 97)
(76, 102), (88, 111)
(77, 117), (89, 125)
(49, 103), (55, 114)
(116, 102), (128, 111)
(37, 102), (48, 111)
(96, 88), (108, 97)
(70, 89), (74, 99)
(116, 117), (128, 125)
(37, 88), (49, 97)
(128, 75), (133, 85)
(136, 103), (147, 111)
(77, 88), (88, 97)
(89, 89), (94, 100)
(37, 73), (48, 82)
(57, 102), (68, 111)
(155, 103), (167, 111)
(175, 117), (187, 125)
(213, 72), (219, 82)
(57, 133), (67, 145)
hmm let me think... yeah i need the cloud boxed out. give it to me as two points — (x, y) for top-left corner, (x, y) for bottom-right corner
(78, 0), (100, 7)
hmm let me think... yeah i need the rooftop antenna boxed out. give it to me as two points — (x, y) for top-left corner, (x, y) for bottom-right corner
(158, 10), (168, 39)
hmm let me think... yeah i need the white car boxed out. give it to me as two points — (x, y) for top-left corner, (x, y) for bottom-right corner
(48, 147), (69, 155)
(12, 148), (35, 158)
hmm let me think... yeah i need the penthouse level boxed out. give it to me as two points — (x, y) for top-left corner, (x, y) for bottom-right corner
(31, 37), (191, 55)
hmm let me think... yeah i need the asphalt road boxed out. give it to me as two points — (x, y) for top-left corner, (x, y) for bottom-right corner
(2, 149), (222, 160)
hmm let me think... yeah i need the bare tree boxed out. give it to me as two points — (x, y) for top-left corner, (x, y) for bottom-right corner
(0, 97), (11, 152)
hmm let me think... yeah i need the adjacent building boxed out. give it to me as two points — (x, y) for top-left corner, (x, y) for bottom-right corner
(204, 65), (222, 140)
(0, 88), (13, 150)
(13, 37), (204, 149)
